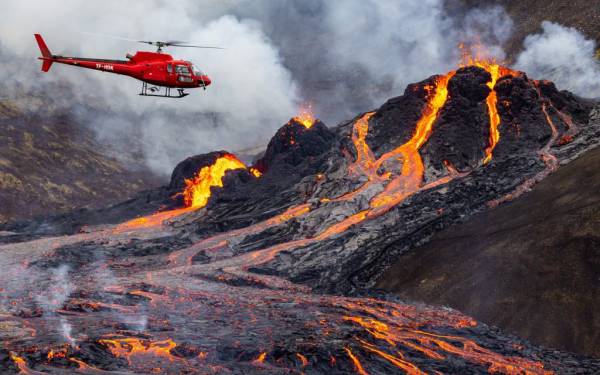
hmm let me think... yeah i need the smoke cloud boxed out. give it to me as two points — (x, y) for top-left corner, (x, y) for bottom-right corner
(4, 2), (597, 176)
(231, 1), (513, 122)
(515, 21), (600, 98)
(35, 265), (76, 345)
(0, 1), (299, 175)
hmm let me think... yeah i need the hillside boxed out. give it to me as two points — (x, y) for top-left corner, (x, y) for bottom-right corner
(0, 97), (162, 223)
(455, 0), (600, 57)
(378, 145), (600, 357)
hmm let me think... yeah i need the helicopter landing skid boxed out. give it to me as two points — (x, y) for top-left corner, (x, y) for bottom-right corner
(139, 82), (188, 98)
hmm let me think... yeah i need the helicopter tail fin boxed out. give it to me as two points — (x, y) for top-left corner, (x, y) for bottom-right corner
(34, 34), (54, 72)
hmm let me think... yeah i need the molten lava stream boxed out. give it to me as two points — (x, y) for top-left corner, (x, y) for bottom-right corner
(342, 314), (553, 375)
(190, 73), (461, 270)
(461, 50), (518, 164)
(330, 112), (390, 203)
(345, 347), (368, 375)
(349, 112), (377, 176)
(98, 337), (179, 367)
(482, 63), (502, 164)
(115, 153), (249, 232)
(367, 72), (455, 214)
(9, 352), (45, 375)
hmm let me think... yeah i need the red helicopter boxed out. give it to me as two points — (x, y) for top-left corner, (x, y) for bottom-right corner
(34, 34), (222, 98)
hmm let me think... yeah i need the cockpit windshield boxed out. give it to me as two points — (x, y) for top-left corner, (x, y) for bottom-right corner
(191, 63), (204, 76)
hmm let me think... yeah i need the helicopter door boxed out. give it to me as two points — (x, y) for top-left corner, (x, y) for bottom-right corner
(176, 65), (193, 83)
(166, 63), (176, 82)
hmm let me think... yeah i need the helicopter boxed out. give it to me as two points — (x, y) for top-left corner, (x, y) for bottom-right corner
(34, 34), (222, 98)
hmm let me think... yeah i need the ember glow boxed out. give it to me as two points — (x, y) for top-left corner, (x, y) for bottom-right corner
(99, 337), (178, 365)
(252, 352), (267, 364)
(249, 167), (262, 178)
(183, 154), (247, 208)
(293, 104), (316, 128)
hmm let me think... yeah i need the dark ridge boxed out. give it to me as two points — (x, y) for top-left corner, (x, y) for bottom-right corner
(378, 146), (600, 357)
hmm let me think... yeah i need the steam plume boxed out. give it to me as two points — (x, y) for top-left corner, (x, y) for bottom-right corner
(515, 21), (600, 98)
(1, 1), (597, 176)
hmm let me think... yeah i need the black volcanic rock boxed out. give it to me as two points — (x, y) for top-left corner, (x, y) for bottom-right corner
(195, 119), (338, 231)
(423, 66), (492, 174)
(368, 80), (434, 157)
(494, 73), (555, 157)
(255, 118), (335, 175)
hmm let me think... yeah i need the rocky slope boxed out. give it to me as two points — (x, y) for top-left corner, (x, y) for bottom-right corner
(378, 144), (600, 358)
(0, 95), (161, 223)
(1, 64), (600, 373)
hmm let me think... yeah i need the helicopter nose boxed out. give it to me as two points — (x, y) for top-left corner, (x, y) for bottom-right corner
(198, 75), (211, 87)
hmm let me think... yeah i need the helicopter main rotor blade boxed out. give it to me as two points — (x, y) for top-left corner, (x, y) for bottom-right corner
(169, 44), (225, 49)
(81, 33), (226, 50)
(164, 40), (188, 45)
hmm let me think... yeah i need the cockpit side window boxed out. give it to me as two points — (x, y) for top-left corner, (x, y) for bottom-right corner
(167, 63), (173, 73)
(176, 65), (191, 76)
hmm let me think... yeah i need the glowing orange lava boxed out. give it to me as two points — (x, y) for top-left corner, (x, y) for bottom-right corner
(344, 315), (552, 375)
(296, 353), (308, 367)
(249, 167), (262, 178)
(115, 207), (195, 232)
(345, 347), (368, 375)
(98, 337), (178, 365)
(10, 352), (40, 375)
(183, 154), (248, 208)
(47, 348), (67, 360)
(369, 71), (455, 211)
(252, 352), (267, 364)
(293, 105), (316, 128)
(460, 47), (518, 164)
(114, 154), (252, 232)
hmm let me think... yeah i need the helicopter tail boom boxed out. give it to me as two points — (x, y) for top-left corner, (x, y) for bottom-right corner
(35, 34), (54, 72)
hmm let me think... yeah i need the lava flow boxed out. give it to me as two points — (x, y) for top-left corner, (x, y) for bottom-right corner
(182, 153), (247, 208)
(116, 153), (252, 232)
(1, 55), (597, 374)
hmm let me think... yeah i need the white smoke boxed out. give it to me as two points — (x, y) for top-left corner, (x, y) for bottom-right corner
(230, 1), (514, 122)
(324, 2), (514, 105)
(35, 265), (73, 311)
(91, 259), (148, 331)
(0, 1), (299, 175)
(515, 21), (600, 98)
(12, 1), (597, 178)
(35, 265), (76, 345)
(60, 316), (76, 346)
